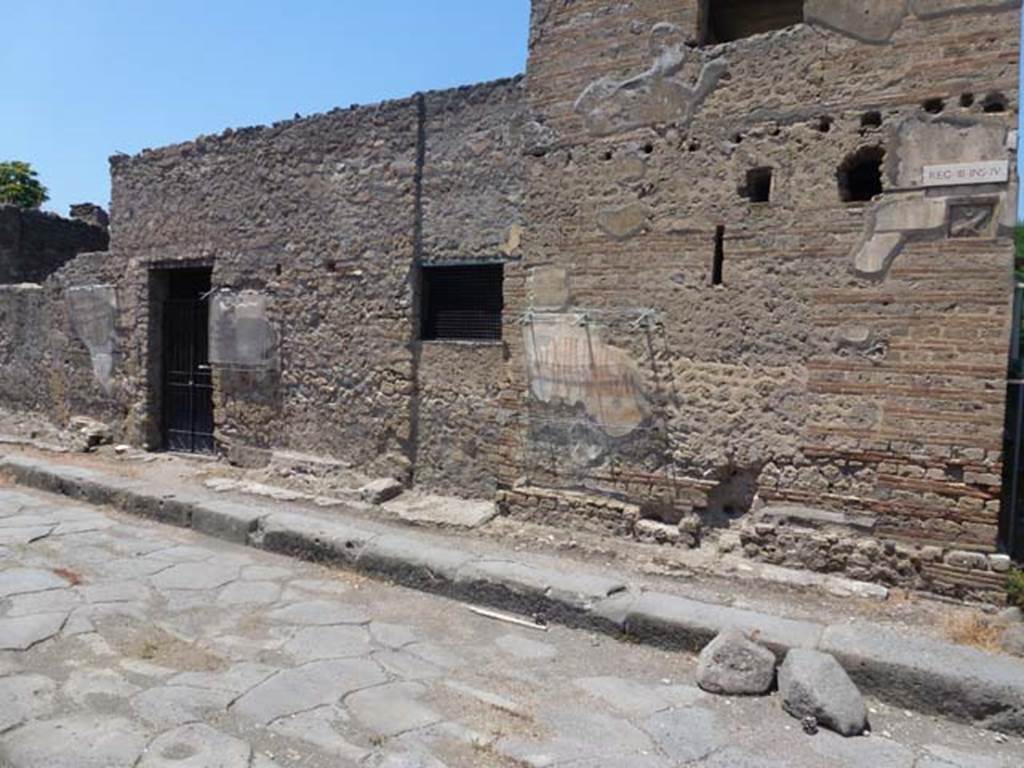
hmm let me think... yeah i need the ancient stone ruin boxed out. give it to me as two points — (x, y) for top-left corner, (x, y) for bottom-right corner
(1, 0), (1021, 602)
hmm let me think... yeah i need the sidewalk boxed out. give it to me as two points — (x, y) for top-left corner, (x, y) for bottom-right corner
(2, 447), (1024, 735)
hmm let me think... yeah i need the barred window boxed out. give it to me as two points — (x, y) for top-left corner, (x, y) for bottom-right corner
(421, 263), (504, 342)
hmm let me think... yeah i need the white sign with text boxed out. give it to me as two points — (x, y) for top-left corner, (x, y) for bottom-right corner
(922, 160), (1009, 187)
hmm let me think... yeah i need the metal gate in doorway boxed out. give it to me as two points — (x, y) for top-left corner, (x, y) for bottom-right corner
(162, 269), (215, 454)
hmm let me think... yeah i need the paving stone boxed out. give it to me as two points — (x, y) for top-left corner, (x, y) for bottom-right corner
(0, 567), (70, 597)
(809, 731), (915, 768)
(365, 750), (450, 768)
(0, 525), (54, 546)
(0, 673), (56, 732)
(443, 680), (526, 717)
(495, 633), (557, 660)
(574, 676), (705, 716)
(169, 662), (277, 694)
(0, 612), (66, 650)
(83, 581), (149, 604)
(144, 545), (216, 564)
(0, 650), (22, 676)
(150, 562), (239, 591)
(131, 684), (236, 727)
(268, 705), (369, 761)
(698, 748), (790, 768)
(346, 681), (442, 737)
(404, 642), (462, 670)
(285, 578), (352, 596)
(231, 659), (387, 724)
(64, 668), (141, 705)
(373, 649), (445, 680)
(282, 624), (375, 661)
(641, 707), (724, 763)
(6, 587), (81, 616)
(0, 714), (149, 767)
(918, 745), (1009, 768)
(268, 599), (371, 626)
(138, 723), (252, 768)
(216, 581), (281, 605)
(497, 710), (654, 766)
(242, 565), (293, 581)
(370, 621), (421, 649)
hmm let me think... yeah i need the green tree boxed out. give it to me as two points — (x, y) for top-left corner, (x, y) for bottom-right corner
(0, 161), (49, 209)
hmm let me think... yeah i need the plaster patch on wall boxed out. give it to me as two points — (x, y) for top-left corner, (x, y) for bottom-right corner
(209, 290), (279, 370)
(574, 23), (727, 137)
(528, 267), (571, 310)
(524, 316), (648, 437)
(597, 203), (650, 240)
(852, 116), (1012, 279)
(805, 0), (909, 44)
(66, 285), (117, 395)
(892, 118), (1008, 189)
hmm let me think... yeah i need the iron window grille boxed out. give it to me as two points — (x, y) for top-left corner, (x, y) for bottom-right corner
(421, 263), (504, 342)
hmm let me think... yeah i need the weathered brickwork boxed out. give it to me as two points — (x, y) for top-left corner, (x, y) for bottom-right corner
(508, 0), (1021, 598)
(1, 2), (1021, 600)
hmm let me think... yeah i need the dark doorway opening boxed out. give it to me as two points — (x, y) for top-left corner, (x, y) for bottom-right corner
(1002, 283), (1024, 560)
(154, 267), (215, 453)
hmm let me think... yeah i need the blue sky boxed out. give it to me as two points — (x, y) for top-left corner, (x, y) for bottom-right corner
(2, 4), (1021, 217)
(1, 1), (530, 215)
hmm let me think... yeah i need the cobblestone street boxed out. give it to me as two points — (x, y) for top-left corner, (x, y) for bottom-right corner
(1, 486), (1022, 767)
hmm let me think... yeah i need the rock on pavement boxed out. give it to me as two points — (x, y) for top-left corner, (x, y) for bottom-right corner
(696, 628), (776, 696)
(778, 648), (868, 737)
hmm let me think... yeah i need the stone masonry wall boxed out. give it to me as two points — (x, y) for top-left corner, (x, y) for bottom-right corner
(0, 1), (1020, 601)
(510, 0), (1021, 596)
(0, 205), (108, 284)
(40, 79), (527, 492)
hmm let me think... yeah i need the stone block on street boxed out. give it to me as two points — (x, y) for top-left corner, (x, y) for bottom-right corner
(778, 648), (868, 737)
(696, 627), (776, 696)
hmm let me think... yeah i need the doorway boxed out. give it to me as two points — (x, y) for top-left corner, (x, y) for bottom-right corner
(158, 267), (215, 453)
(1002, 282), (1024, 559)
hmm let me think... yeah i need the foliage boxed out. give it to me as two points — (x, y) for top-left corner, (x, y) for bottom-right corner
(0, 161), (48, 209)
(1006, 567), (1024, 608)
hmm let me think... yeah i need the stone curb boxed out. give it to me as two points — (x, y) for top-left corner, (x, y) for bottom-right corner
(3, 452), (1024, 734)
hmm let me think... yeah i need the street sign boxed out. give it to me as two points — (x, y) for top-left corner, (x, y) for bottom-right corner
(922, 160), (1009, 187)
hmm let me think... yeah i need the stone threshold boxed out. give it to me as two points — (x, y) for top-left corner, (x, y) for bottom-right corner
(2, 451), (1024, 735)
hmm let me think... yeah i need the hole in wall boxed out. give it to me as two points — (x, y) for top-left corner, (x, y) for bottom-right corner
(601, 149), (614, 161)
(700, 0), (805, 45)
(641, 142), (654, 155)
(816, 116), (833, 133)
(274, 264), (282, 276)
(922, 97), (945, 114)
(838, 146), (885, 203)
(983, 92), (1007, 113)
(325, 261), (337, 272)
(712, 225), (725, 286)
(742, 167), (773, 203)
(860, 111), (882, 129)
(960, 92), (975, 108)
